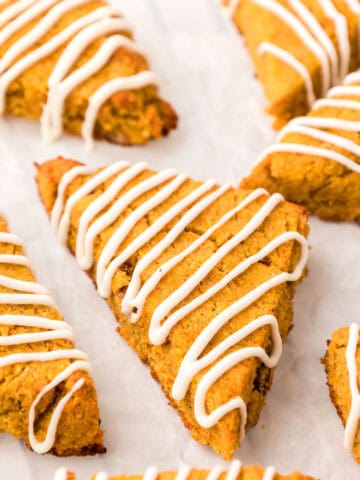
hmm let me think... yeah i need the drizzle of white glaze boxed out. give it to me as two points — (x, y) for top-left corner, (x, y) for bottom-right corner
(258, 42), (315, 108)
(0, 229), (91, 454)
(94, 473), (109, 480)
(51, 162), (308, 437)
(345, 323), (360, 450)
(252, 0), (331, 95)
(0, 1), (157, 146)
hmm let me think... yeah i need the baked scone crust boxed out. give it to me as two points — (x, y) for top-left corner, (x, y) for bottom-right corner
(324, 326), (360, 464)
(230, 0), (360, 128)
(57, 464), (317, 480)
(0, 216), (105, 456)
(36, 157), (309, 459)
(0, 0), (177, 146)
(241, 72), (360, 223)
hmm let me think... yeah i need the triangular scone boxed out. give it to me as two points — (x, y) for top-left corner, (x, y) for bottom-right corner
(54, 461), (317, 480)
(242, 70), (360, 223)
(0, 0), (177, 147)
(228, 0), (360, 128)
(36, 157), (309, 459)
(324, 324), (360, 465)
(0, 215), (105, 456)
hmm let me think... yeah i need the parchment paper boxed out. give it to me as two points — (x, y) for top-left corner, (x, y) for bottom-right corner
(0, 1), (359, 478)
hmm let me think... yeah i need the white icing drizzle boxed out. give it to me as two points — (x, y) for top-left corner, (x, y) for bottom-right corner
(250, 0), (356, 106)
(0, 229), (91, 454)
(252, 0), (331, 95)
(255, 69), (360, 174)
(54, 461), (276, 480)
(258, 42), (315, 108)
(51, 162), (308, 437)
(0, 0), (158, 146)
(344, 323), (360, 450)
(317, 0), (350, 80)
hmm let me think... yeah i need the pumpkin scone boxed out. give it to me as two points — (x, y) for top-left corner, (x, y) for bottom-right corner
(0, 0), (177, 147)
(241, 70), (360, 223)
(227, 0), (360, 128)
(0, 214), (105, 456)
(36, 157), (309, 459)
(54, 460), (317, 480)
(324, 324), (360, 465)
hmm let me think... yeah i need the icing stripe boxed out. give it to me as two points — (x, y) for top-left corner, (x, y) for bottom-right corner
(313, 98), (360, 111)
(290, 116), (360, 131)
(0, 1), (157, 146)
(277, 124), (360, 157)
(258, 43), (315, 108)
(252, 0), (331, 95)
(54, 461), (276, 480)
(0, 230), (92, 454)
(51, 162), (308, 438)
(345, 323), (360, 450)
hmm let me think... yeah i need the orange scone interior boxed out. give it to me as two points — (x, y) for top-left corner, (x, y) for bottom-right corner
(36, 157), (309, 459)
(0, 215), (104, 456)
(229, 0), (360, 128)
(55, 461), (317, 480)
(0, 0), (177, 146)
(324, 324), (360, 465)
(241, 69), (360, 223)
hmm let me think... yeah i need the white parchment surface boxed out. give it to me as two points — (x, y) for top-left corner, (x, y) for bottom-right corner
(0, 1), (359, 479)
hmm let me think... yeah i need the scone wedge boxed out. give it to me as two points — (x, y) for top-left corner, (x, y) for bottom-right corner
(228, 0), (360, 128)
(54, 461), (317, 480)
(0, 0), (177, 146)
(36, 157), (309, 459)
(324, 324), (360, 464)
(0, 215), (105, 455)
(242, 70), (360, 223)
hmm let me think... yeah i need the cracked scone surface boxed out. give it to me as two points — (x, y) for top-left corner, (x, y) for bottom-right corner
(0, 216), (104, 456)
(230, 0), (360, 128)
(36, 157), (309, 460)
(59, 465), (317, 480)
(241, 73), (360, 223)
(0, 0), (177, 146)
(324, 327), (360, 464)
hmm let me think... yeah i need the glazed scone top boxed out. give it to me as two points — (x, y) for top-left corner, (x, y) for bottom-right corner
(54, 461), (317, 480)
(0, 0), (159, 147)
(254, 69), (360, 175)
(0, 216), (102, 454)
(46, 159), (309, 444)
(229, 0), (359, 108)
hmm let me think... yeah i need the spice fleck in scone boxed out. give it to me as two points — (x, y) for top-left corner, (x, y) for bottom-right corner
(228, 0), (360, 128)
(54, 461), (318, 480)
(0, 214), (105, 456)
(0, 0), (177, 147)
(324, 324), (360, 464)
(36, 157), (309, 459)
(242, 70), (360, 223)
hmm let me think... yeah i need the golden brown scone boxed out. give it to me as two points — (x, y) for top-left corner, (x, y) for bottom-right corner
(57, 464), (317, 480)
(324, 325), (360, 464)
(241, 71), (360, 223)
(0, 0), (177, 146)
(0, 215), (105, 456)
(229, 0), (360, 128)
(36, 157), (309, 459)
